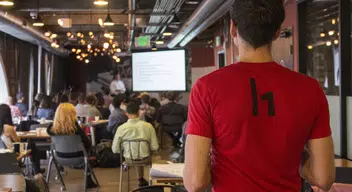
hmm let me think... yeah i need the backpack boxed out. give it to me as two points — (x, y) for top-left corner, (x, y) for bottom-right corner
(98, 148), (121, 168)
(33, 174), (50, 192)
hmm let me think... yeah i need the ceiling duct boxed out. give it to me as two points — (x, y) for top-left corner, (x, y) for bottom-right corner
(167, 0), (225, 48)
(128, 0), (135, 51)
(0, 11), (69, 56)
(179, 0), (235, 47)
(145, 0), (185, 37)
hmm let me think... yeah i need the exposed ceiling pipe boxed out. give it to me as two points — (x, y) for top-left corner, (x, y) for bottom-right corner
(0, 11), (69, 57)
(128, 0), (135, 51)
(179, 0), (235, 47)
(167, 0), (225, 49)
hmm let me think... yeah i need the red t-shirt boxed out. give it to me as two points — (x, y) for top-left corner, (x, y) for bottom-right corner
(186, 62), (331, 192)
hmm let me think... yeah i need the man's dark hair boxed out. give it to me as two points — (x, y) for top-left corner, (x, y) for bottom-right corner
(78, 94), (85, 104)
(40, 96), (51, 108)
(59, 94), (69, 103)
(166, 91), (178, 101)
(112, 94), (124, 108)
(141, 94), (150, 104)
(126, 102), (140, 115)
(230, 0), (285, 49)
(86, 95), (97, 105)
(96, 94), (105, 106)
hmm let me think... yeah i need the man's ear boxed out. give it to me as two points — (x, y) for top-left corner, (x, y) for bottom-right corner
(273, 28), (281, 41)
(230, 19), (238, 39)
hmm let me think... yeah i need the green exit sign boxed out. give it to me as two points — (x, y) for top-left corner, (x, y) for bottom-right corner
(135, 36), (150, 47)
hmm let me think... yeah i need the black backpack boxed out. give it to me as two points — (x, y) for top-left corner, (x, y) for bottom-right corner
(98, 148), (121, 168)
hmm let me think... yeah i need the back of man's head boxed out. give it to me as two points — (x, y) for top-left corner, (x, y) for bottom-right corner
(112, 94), (124, 109)
(126, 102), (139, 116)
(16, 92), (24, 102)
(230, 0), (285, 49)
(86, 95), (96, 105)
(141, 94), (150, 104)
(166, 91), (177, 101)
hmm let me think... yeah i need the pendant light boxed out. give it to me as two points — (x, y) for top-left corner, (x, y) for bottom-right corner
(94, 0), (108, 5)
(151, 44), (157, 51)
(104, 4), (114, 26)
(0, 0), (14, 6)
(33, 0), (44, 27)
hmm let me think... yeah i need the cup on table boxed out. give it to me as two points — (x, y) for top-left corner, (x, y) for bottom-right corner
(36, 128), (47, 136)
(13, 143), (20, 153)
(94, 116), (100, 122)
(40, 118), (46, 124)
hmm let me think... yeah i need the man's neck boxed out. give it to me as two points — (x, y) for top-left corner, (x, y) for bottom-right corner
(238, 45), (273, 63)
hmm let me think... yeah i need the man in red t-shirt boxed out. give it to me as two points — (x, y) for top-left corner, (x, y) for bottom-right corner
(184, 0), (335, 192)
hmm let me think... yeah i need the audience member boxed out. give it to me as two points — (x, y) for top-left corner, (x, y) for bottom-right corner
(76, 94), (85, 117)
(184, 1), (335, 192)
(110, 73), (126, 95)
(149, 98), (161, 112)
(139, 94), (155, 123)
(51, 92), (62, 112)
(28, 93), (44, 117)
(109, 93), (127, 113)
(96, 94), (110, 119)
(107, 94), (128, 135)
(15, 92), (28, 116)
(77, 95), (101, 119)
(103, 88), (112, 107)
(156, 92), (187, 148)
(46, 103), (97, 188)
(6, 96), (21, 117)
(159, 92), (169, 106)
(0, 104), (43, 173)
(59, 94), (69, 103)
(36, 96), (54, 120)
(112, 102), (158, 187)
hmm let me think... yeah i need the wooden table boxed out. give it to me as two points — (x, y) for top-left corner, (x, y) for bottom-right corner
(0, 188), (12, 192)
(16, 131), (50, 140)
(149, 163), (184, 185)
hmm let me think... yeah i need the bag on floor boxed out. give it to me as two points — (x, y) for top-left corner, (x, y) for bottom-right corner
(34, 174), (50, 192)
(98, 147), (121, 168)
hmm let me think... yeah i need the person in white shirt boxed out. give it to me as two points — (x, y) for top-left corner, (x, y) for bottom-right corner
(112, 102), (159, 187)
(110, 74), (126, 95)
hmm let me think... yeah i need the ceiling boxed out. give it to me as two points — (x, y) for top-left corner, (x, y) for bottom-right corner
(2, 0), (205, 50)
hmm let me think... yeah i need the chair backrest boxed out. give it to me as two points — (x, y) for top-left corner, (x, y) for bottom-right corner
(131, 185), (187, 192)
(120, 140), (151, 161)
(16, 120), (39, 131)
(51, 135), (86, 157)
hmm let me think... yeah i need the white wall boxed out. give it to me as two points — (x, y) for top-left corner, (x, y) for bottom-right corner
(347, 97), (352, 159)
(326, 96), (341, 156)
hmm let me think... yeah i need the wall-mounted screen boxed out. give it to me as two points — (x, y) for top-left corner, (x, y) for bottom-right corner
(132, 49), (186, 92)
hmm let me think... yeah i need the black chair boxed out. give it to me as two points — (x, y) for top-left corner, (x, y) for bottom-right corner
(16, 120), (39, 131)
(46, 135), (100, 192)
(130, 185), (187, 192)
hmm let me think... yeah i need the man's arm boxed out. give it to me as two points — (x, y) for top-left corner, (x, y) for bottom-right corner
(149, 124), (159, 151)
(300, 136), (335, 191)
(112, 127), (122, 154)
(184, 135), (211, 192)
(301, 82), (335, 191)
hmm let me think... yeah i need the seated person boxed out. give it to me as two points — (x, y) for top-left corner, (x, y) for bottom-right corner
(6, 96), (21, 118)
(46, 103), (97, 188)
(96, 93), (110, 119)
(77, 95), (101, 119)
(107, 94), (128, 135)
(36, 96), (55, 120)
(156, 92), (187, 148)
(0, 104), (44, 173)
(15, 92), (28, 116)
(139, 94), (156, 123)
(112, 102), (159, 187)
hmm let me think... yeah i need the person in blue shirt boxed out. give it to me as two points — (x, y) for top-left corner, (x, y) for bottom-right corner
(36, 96), (54, 120)
(15, 92), (28, 116)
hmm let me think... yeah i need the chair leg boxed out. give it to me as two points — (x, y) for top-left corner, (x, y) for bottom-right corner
(52, 157), (66, 190)
(88, 164), (100, 188)
(127, 166), (130, 192)
(84, 162), (88, 192)
(46, 156), (53, 183)
(119, 165), (123, 192)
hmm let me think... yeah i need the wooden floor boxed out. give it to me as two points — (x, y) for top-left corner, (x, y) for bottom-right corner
(46, 137), (352, 192)
(47, 137), (181, 192)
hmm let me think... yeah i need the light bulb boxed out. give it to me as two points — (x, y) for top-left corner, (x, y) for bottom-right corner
(326, 41), (332, 46)
(103, 42), (109, 49)
(67, 32), (72, 37)
(72, 48), (77, 52)
(307, 45), (313, 50)
(85, 59), (89, 64)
